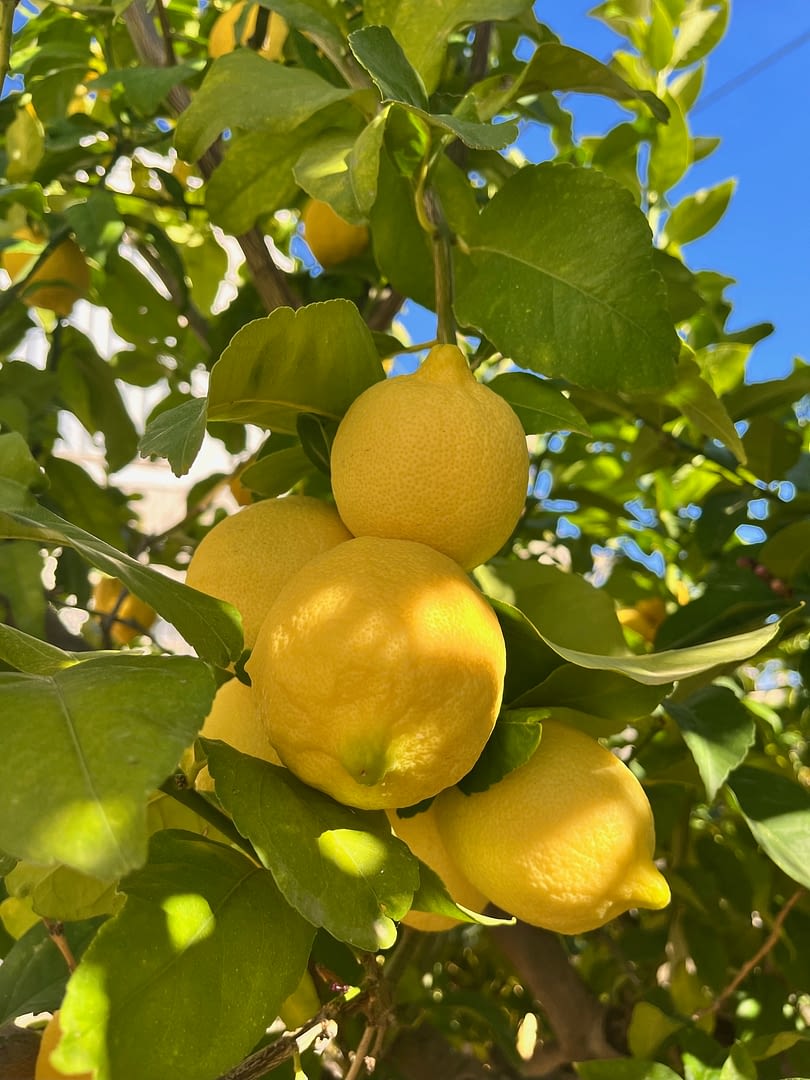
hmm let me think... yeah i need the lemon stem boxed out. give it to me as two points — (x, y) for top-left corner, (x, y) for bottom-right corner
(424, 186), (456, 345)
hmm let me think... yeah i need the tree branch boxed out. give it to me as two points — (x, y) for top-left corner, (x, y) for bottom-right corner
(0, 0), (18, 91)
(121, 0), (299, 313)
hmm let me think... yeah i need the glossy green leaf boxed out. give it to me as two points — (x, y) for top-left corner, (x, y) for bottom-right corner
(517, 43), (668, 121)
(238, 444), (315, 497)
(0, 431), (46, 491)
(0, 621), (76, 675)
(174, 51), (356, 162)
(665, 686), (756, 801)
(515, 666), (671, 728)
(728, 766), (810, 889)
(665, 179), (736, 246)
(671, 0), (730, 68)
(91, 64), (198, 115)
(56, 832), (315, 1080)
(457, 709), (546, 794)
(363, 0), (532, 92)
(455, 164), (679, 393)
(0, 480), (243, 667)
(205, 741), (419, 950)
(294, 129), (367, 224)
(0, 918), (103, 1027)
(208, 300), (384, 430)
(6, 862), (121, 921)
(348, 24), (428, 109)
(648, 92), (691, 195)
(487, 372), (591, 435)
(0, 656), (215, 879)
(349, 111), (387, 215)
(408, 859), (509, 926)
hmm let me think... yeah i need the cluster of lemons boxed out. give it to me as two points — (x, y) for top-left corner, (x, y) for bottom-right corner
(184, 344), (671, 935)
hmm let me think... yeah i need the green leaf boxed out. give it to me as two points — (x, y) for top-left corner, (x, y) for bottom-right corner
(0, 541), (47, 638)
(138, 397), (207, 478)
(457, 709), (546, 794)
(6, 862), (121, 922)
(719, 1043), (756, 1080)
(487, 596), (565, 703)
(728, 766), (810, 889)
(294, 129), (367, 224)
(514, 667), (670, 729)
(663, 358), (747, 463)
(91, 63), (198, 115)
(56, 328), (139, 472)
(56, 832), (315, 1080)
(577, 1063), (683, 1080)
(348, 25), (428, 109)
(454, 164), (678, 393)
(745, 1031), (810, 1062)
(487, 372), (591, 435)
(723, 361), (810, 421)
(648, 92), (691, 194)
(0, 431), (46, 491)
(238, 445), (315, 497)
(644, 0), (674, 70)
(208, 301), (384, 430)
(205, 741), (419, 950)
(517, 43), (668, 122)
(0, 483), (243, 667)
(665, 179), (736, 245)
(741, 414), (802, 482)
(408, 859), (510, 926)
(0, 621), (76, 675)
(363, 0), (532, 92)
(0, 918), (102, 1028)
(349, 111), (387, 215)
(174, 51), (356, 163)
(671, 0), (730, 68)
(665, 687), (756, 802)
(0, 656), (215, 879)
(421, 110), (518, 150)
(759, 522), (810, 583)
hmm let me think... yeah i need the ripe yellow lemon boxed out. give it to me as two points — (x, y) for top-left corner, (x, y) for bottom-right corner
(387, 805), (488, 932)
(196, 676), (282, 792)
(184, 496), (352, 649)
(208, 1), (288, 60)
(434, 719), (670, 935)
(91, 576), (156, 645)
(35, 1012), (91, 1080)
(330, 344), (529, 570)
(248, 536), (506, 810)
(617, 596), (667, 644)
(2, 228), (90, 316)
(300, 198), (369, 269)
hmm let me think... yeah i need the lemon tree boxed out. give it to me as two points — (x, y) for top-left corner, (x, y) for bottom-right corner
(1, 2), (809, 1080)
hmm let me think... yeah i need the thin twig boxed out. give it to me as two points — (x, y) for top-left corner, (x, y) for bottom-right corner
(43, 919), (78, 973)
(423, 187), (456, 345)
(693, 888), (805, 1019)
(153, 0), (176, 65)
(0, 0), (18, 90)
(344, 1023), (376, 1080)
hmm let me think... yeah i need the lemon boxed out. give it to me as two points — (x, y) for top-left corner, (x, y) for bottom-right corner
(196, 676), (282, 792)
(330, 344), (529, 570)
(35, 1012), (91, 1080)
(208, 2), (288, 60)
(248, 536), (506, 810)
(434, 719), (670, 935)
(300, 198), (369, 269)
(387, 805), (488, 932)
(184, 495), (351, 649)
(2, 228), (90, 316)
(617, 596), (667, 644)
(91, 576), (156, 645)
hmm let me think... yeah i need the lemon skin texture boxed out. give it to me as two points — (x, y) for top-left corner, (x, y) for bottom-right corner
(2, 228), (90, 316)
(208, 2), (288, 60)
(184, 495), (352, 649)
(435, 719), (671, 935)
(330, 344), (529, 571)
(196, 676), (282, 793)
(300, 198), (369, 269)
(248, 536), (506, 810)
(91, 576), (156, 645)
(35, 1012), (92, 1080)
(386, 805), (489, 932)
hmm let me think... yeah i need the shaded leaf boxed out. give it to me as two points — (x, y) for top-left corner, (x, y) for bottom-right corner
(577, 1063), (682, 1080)
(665, 686), (756, 802)
(487, 372), (591, 435)
(205, 741), (419, 950)
(663, 358), (746, 464)
(56, 832), (315, 1080)
(0, 622), (76, 675)
(0, 656), (215, 879)
(457, 709), (546, 794)
(728, 766), (810, 889)
(515, 666), (671, 728)
(409, 859), (510, 926)
(348, 24), (428, 109)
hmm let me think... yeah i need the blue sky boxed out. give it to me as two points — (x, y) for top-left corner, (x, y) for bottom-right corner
(537, 1), (810, 384)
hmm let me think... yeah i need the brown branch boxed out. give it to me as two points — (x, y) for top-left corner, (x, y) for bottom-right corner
(344, 1022), (377, 1080)
(489, 919), (620, 1074)
(693, 888), (805, 1020)
(469, 22), (492, 86)
(121, 0), (299, 313)
(43, 918), (78, 973)
(366, 287), (405, 332)
(153, 0), (176, 65)
(0, 0), (18, 91)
